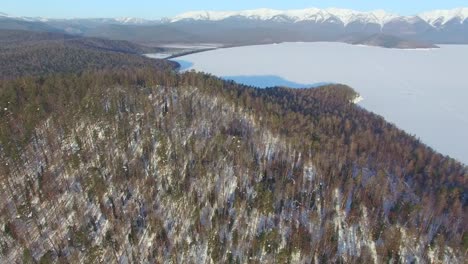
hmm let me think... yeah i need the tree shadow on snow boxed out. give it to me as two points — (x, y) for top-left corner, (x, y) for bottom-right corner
(222, 75), (331, 89)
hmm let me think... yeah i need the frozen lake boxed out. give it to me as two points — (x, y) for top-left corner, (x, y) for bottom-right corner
(172, 42), (468, 164)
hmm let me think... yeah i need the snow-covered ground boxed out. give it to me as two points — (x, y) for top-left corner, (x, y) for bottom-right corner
(173, 42), (468, 164)
(144, 43), (223, 60)
(144, 53), (173, 59)
(157, 43), (223, 49)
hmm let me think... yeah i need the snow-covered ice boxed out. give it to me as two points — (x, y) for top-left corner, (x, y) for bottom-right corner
(173, 42), (468, 164)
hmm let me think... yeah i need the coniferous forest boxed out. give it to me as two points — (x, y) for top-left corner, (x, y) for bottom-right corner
(0, 29), (466, 263)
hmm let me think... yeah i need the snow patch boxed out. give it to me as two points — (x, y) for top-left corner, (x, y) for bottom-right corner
(352, 95), (364, 104)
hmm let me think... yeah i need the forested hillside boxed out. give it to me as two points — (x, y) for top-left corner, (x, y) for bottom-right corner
(0, 29), (164, 54)
(0, 29), (174, 79)
(0, 64), (466, 263)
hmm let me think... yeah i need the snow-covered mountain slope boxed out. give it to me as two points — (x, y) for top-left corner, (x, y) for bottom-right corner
(419, 7), (468, 26)
(170, 7), (468, 27)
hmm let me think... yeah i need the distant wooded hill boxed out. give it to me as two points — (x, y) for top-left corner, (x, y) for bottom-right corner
(0, 29), (176, 79)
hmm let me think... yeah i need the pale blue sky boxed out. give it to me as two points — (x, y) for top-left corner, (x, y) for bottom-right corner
(2, 0), (467, 19)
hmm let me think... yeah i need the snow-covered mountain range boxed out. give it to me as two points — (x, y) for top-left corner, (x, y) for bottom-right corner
(170, 7), (468, 27)
(1, 7), (467, 27)
(1, 7), (468, 46)
(171, 8), (399, 26)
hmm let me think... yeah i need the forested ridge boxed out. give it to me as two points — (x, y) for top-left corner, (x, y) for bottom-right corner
(0, 32), (466, 263)
(0, 29), (164, 54)
(0, 29), (174, 79)
(0, 65), (467, 263)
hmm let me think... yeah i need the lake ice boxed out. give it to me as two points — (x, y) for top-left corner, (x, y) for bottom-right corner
(172, 42), (468, 164)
